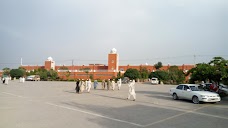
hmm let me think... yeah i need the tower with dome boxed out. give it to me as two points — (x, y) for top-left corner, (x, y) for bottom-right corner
(108, 48), (119, 72)
(45, 57), (55, 70)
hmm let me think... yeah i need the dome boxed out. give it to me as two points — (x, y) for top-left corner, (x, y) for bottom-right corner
(110, 48), (117, 54)
(47, 57), (53, 61)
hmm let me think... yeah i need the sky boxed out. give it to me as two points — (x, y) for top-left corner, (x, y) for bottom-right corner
(0, 0), (227, 69)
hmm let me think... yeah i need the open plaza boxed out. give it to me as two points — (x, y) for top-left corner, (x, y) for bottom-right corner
(0, 81), (228, 128)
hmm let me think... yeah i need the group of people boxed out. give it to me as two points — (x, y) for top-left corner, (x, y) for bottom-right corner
(75, 78), (136, 101)
(101, 79), (122, 91)
(75, 79), (92, 93)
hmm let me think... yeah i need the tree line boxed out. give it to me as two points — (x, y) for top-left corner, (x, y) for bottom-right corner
(123, 57), (228, 85)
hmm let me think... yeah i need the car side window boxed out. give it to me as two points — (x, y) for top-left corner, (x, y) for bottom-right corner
(177, 85), (183, 90)
(184, 85), (190, 91)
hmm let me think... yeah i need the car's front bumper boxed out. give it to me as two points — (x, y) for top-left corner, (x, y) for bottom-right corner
(200, 97), (221, 102)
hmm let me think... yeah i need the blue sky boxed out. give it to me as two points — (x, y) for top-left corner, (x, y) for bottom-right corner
(0, 0), (227, 69)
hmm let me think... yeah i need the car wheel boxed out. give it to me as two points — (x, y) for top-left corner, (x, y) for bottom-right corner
(192, 96), (200, 104)
(173, 93), (178, 100)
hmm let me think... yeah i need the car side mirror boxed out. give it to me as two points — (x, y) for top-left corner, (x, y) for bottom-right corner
(187, 89), (191, 91)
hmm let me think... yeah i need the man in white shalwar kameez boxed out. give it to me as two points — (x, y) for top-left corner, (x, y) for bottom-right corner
(85, 79), (88, 91)
(87, 79), (92, 93)
(127, 79), (136, 101)
(80, 80), (85, 93)
(111, 79), (115, 90)
(117, 78), (122, 90)
(5, 77), (9, 85)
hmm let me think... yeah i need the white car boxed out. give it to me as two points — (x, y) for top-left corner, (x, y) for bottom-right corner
(151, 77), (159, 85)
(170, 84), (221, 104)
(219, 84), (228, 95)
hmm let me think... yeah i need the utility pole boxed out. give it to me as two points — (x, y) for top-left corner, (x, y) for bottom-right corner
(21, 58), (23, 66)
(194, 55), (196, 67)
(72, 59), (75, 81)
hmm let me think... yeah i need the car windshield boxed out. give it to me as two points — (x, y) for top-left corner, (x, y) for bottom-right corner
(189, 86), (200, 91)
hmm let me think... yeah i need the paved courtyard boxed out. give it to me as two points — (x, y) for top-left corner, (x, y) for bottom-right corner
(0, 81), (228, 128)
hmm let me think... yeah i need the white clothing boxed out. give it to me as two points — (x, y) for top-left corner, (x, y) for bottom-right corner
(85, 80), (88, 90)
(87, 80), (92, 92)
(111, 80), (115, 90)
(127, 80), (136, 100)
(80, 81), (85, 93)
(22, 77), (25, 83)
(117, 79), (122, 90)
(5, 77), (9, 85)
(19, 77), (22, 83)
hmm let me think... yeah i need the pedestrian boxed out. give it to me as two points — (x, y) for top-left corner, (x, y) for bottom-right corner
(5, 77), (9, 85)
(102, 79), (106, 90)
(87, 79), (92, 93)
(107, 79), (111, 90)
(111, 79), (115, 90)
(127, 79), (136, 101)
(2, 77), (5, 84)
(85, 79), (88, 91)
(80, 79), (85, 93)
(75, 79), (80, 93)
(117, 78), (122, 90)
(22, 77), (25, 83)
(94, 80), (98, 89)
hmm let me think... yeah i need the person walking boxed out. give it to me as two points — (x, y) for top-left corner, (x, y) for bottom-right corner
(87, 79), (92, 93)
(102, 79), (106, 90)
(85, 79), (88, 91)
(5, 77), (9, 85)
(2, 77), (5, 84)
(117, 78), (122, 90)
(111, 79), (116, 90)
(80, 79), (85, 93)
(127, 79), (136, 101)
(107, 79), (111, 90)
(94, 80), (98, 89)
(75, 79), (80, 93)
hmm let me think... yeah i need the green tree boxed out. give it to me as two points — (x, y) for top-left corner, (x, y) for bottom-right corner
(47, 69), (58, 80)
(124, 68), (140, 80)
(10, 69), (24, 79)
(149, 70), (169, 84)
(139, 66), (149, 79)
(187, 63), (213, 84)
(168, 66), (185, 84)
(3, 67), (10, 76)
(37, 68), (48, 81)
(154, 62), (163, 70)
(208, 57), (228, 84)
(117, 71), (122, 79)
(89, 74), (93, 80)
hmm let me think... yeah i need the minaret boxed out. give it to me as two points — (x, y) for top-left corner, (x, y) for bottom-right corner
(45, 57), (55, 70)
(108, 48), (119, 72)
(21, 58), (23, 66)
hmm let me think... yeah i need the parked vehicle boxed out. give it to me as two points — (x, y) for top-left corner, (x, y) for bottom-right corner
(170, 84), (221, 104)
(26, 75), (40, 81)
(122, 77), (129, 84)
(218, 84), (228, 95)
(199, 83), (228, 96)
(151, 77), (159, 85)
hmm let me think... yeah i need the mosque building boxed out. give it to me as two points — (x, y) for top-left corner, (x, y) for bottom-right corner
(18, 48), (194, 80)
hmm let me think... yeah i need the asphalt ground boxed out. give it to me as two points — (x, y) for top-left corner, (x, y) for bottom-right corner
(0, 80), (228, 128)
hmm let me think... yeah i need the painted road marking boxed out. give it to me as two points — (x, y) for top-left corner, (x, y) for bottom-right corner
(46, 102), (144, 127)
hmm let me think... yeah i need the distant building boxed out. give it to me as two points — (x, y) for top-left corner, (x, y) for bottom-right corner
(1, 48), (195, 80)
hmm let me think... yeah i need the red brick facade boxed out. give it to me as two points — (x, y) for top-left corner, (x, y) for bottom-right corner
(0, 49), (195, 80)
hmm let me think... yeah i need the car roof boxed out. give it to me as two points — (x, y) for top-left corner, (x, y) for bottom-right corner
(179, 84), (199, 86)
